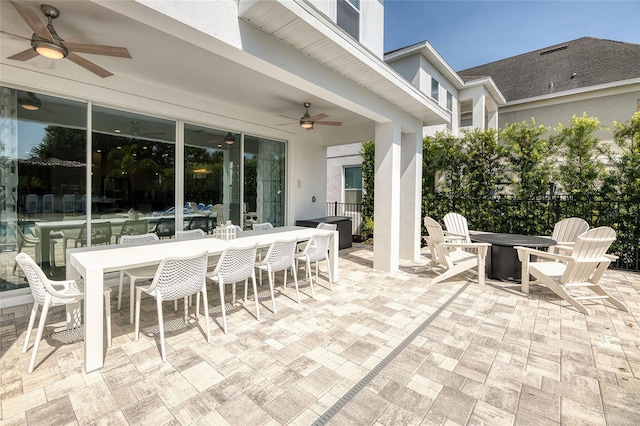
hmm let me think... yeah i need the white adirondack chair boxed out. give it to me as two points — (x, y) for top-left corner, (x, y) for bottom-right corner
(548, 217), (589, 255)
(443, 212), (471, 243)
(423, 217), (490, 285)
(516, 226), (628, 315)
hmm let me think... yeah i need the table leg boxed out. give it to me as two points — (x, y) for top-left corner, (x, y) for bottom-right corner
(330, 230), (339, 282)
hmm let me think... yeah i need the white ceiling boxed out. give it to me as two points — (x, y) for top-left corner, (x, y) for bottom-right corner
(0, 0), (367, 130)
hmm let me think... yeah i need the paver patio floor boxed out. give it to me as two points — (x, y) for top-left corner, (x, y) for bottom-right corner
(1, 243), (639, 425)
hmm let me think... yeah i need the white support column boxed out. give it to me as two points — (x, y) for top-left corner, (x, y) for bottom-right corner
(373, 121), (401, 272)
(399, 131), (423, 261)
(473, 93), (486, 130)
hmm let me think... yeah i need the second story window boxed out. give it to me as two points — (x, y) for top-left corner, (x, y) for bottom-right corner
(447, 92), (453, 111)
(344, 166), (362, 204)
(431, 78), (440, 102)
(337, 0), (360, 41)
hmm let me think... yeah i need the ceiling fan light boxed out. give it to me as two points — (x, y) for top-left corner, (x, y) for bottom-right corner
(19, 93), (42, 111)
(32, 39), (68, 59)
(224, 132), (235, 144)
(300, 119), (314, 129)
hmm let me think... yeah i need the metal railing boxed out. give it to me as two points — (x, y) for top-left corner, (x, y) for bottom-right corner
(329, 197), (640, 271)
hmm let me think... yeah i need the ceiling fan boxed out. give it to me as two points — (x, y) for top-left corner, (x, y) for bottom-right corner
(278, 102), (342, 130)
(3, 1), (131, 78)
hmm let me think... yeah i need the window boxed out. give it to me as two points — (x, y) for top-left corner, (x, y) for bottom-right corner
(337, 0), (359, 40)
(431, 78), (440, 102)
(344, 166), (362, 204)
(447, 92), (453, 111)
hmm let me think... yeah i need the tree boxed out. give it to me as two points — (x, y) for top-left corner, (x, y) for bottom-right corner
(550, 113), (610, 198)
(360, 141), (374, 241)
(612, 111), (640, 200)
(30, 126), (85, 161)
(460, 128), (506, 198)
(500, 118), (551, 199)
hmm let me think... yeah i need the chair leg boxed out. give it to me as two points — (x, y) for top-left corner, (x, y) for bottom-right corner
(251, 274), (260, 321)
(267, 269), (276, 314)
(183, 296), (189, 323)
(134, 288), (143, 341)
(306, 259), (315, 299)
(219, 282), (227, 334)
(118, 271), (125, 311)
(22, 303), (39, 354)
(157, 297), (166, 362)
(103, 290), (112, 348)
(201, 286), (211, 343)
(291, 262), (300, 303)
(325, 255), (333, 290)
(29, 298), (51, 373)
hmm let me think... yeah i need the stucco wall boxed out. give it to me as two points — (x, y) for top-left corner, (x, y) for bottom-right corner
(326, 142), (363, 203)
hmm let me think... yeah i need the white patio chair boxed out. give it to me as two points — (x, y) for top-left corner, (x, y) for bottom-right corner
(175, 229), (206, 240)
(254, 238), (299, 310)
(294, 233), (333, 298)
(16, 253), (112, 373)
(206, 243), (260, 334)
(25, 194), (39, 217)
(118, 233), (160, 324)
(42, 194), (54, 215)
(516, 226), (628, 315)
(443, 212), (472, 243)
(548, 217), (589, 255)
(8, 222), (42, 275)
(134, 251), (210, 362)
(423, 216), (490, 285)
(252, 222), (273, 231)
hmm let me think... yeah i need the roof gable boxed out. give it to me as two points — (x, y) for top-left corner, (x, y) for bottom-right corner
(458, 37), (640, 102)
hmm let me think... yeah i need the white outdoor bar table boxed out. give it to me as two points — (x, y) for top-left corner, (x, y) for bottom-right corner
(66, 226), (339, 372)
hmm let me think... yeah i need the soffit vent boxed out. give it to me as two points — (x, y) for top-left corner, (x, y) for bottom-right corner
(540, 45), (568, 55)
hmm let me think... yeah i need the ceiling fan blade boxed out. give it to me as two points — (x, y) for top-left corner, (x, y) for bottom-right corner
(278, 114), (299, 121)
(7, 48), (38, 61)
(309, 113), (328, 121)
(65, 42), (132, 58)
(0, 29), (31, 42)
(315, 121), (343, 126)
(10, 0), (53, 41)
(67, 52), (113, 78)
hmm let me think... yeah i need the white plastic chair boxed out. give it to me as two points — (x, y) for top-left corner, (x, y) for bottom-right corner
(252, 222), (273, 231)
(254, 238), (299, 311)
(118, 233), (160, 324)
(134, 251), (210, 362)
(294, 234), (334, 298)
(16, 253), (112, 373)
(25, 194), (39, 217)
(175, 229), (206, 240)
(423, 216), (490, 285)
(8, 222), (42, 275)
(42, 194), (54, 215)
(207, 243), (259, 334)
(517, 227), (628, 315)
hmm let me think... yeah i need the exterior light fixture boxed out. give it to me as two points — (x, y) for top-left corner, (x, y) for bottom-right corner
(224, 132), (235, 145)
(299, 102), (314, 129)
(19, 92), (42, 111)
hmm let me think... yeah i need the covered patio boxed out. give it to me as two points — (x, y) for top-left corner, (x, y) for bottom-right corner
(1, 244), (639, 424)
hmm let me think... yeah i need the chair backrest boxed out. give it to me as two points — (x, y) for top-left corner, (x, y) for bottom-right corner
(62, 194), (75, 213)
(424, 216), (453, 267)
(300, 234), (332, 263)
(189, 216), (210, 233)
(79, 222), (112, 245)
(120, 233), (159, 245)
(120, 219), (149, 237)
(212, 204), (224, 221)
(26, 194), (39, 214)
(443, 212), (470, 242)
(563, 227), (616, 283)
(262, 238), (298, 271)
(211, 243), (258, 283)
(551, 217), (589, 244)
(42, 194), (54, 213)
(8, 222), (34, 249)
(203, 204), (213, 212)
(176, 229), (206, 240)
(252, 222), (273, 231)
(16, 253), (77, 304)
(149, 251), (208, 300)
(154, 217), (176, 238)
(197, 203), (205, 211)
(316, 222), (337, 231)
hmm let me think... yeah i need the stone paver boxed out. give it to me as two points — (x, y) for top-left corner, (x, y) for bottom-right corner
(1, 243), (639, 425)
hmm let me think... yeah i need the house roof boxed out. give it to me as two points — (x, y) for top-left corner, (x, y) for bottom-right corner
(458, 37), (640, 102)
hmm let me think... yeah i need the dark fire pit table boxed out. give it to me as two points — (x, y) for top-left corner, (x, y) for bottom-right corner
(470, 233), (556, 281)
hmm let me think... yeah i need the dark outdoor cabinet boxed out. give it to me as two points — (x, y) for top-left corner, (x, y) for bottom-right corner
(295, 216), (352, 249)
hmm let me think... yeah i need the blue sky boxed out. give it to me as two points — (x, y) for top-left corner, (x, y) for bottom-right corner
(384, 0), (640, 71)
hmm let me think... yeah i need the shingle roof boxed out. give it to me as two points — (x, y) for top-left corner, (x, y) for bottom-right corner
(457, 37), (640, 102)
